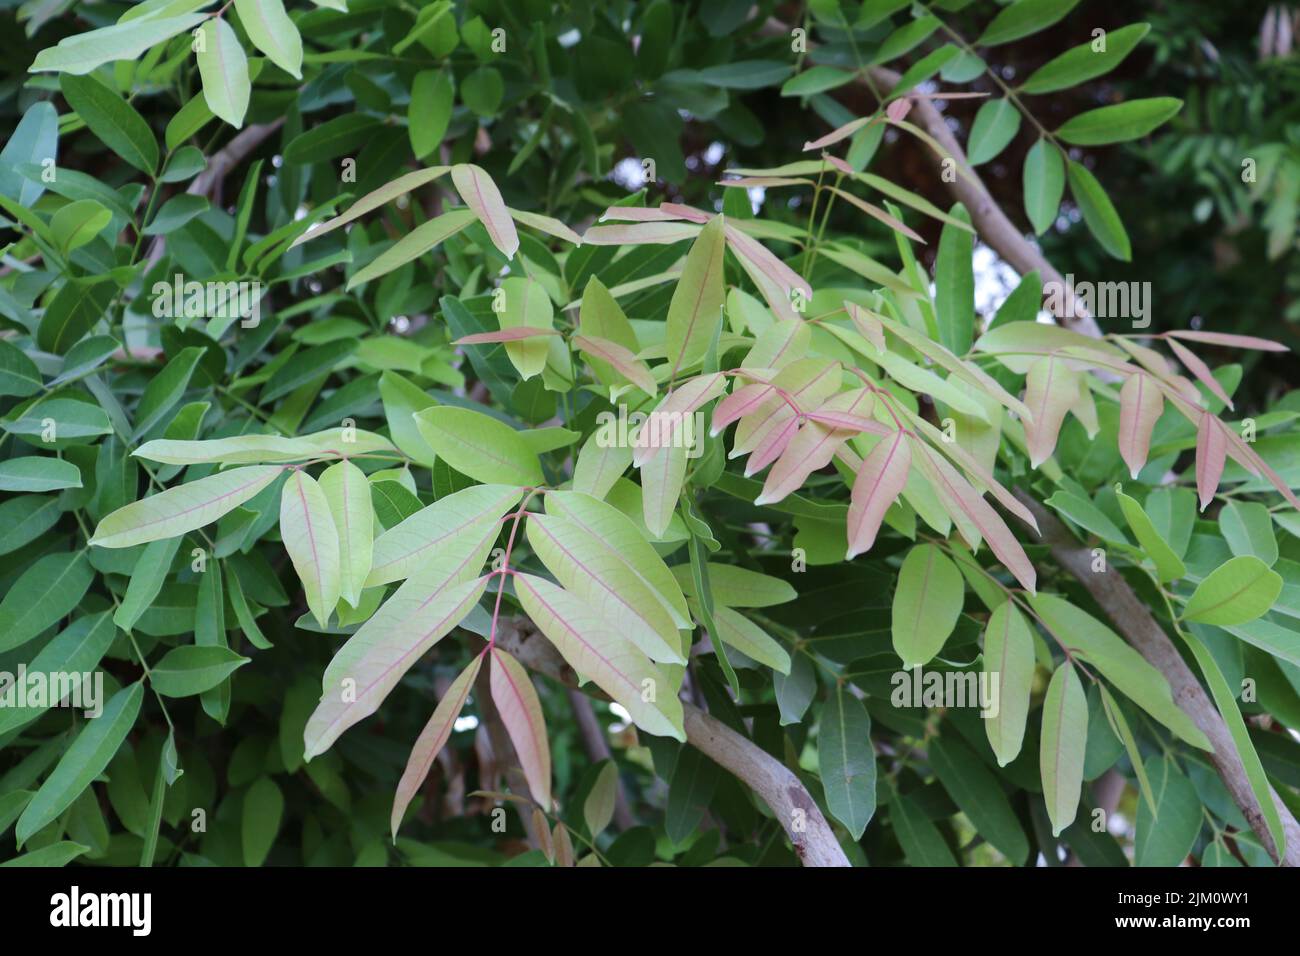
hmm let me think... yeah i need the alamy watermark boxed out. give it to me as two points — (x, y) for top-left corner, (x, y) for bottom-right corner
(0, 667), (103, 718)
(1044, 273), (1151, 329)
(595, 405), (707, 458)
(151, 274), (262, 328)
(891, 667), (1000, 718)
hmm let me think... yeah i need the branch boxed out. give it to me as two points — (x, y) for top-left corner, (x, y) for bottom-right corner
(494, 620), (851, 867)
(1016, 490), (1300, 866)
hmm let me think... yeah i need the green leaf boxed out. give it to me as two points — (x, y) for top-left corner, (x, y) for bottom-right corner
(966, 98), (1020, 166)
(780, 66), (855, 97)
(0, 552), (94, 653)
(197, 17), (250, 127)
(664, 216), (726, 378)
(666, 745), (719, 844)
(1097, 684), (1157, 816)
(0, 339), (43, 398)
(1, 842), (90, 867)
(1116, 486), (1186, 582)
(1220, 500), (1278, 566)
(150, 645), (250, 697)
(50, 199), (111, 255)
(59, 73), (158, 175)
(1029, 594), (1210, 748)
(1021, 23), (1151, 94)
(1183, 555), (1282, 626)
(1039, 661), (1087, 836)
(235, 0), (303, 78)
(820, 682), (876, 839)
(0, 456), (83, 492)
(36, 278), (116, 354)
(242, 776), (285, 866)
(891, 544), (964, 668)
(983, 601), (1035, 766)
(1057, 98), (1182, 146)
(30, 14), (206, 74)
(978, 0), (1081, 47)
(0, 102), (58, 206)
(583, 761), (619, 838)
(934, 203), (974, 354)
(114, 537), (183, 633)
(319, 460), (373, 607)
(409, 70), (453, 160)
(15, 682), (144, 846)
(131, 346), (204, 440)
(496, 277), (553, 380)
(1134, 755), (1201, 866)
(929, 734), (1030, 864)
(1019, 138), (1060, 235)
(92, 465), (284, 548)
(280, 470), (341, 628)
(1067, 161), (1130, 260)
(413, 406), (542, 485)
(346, 207), (476, 288)
(889, 784), (957, 865)
(0, 613), (117, 736)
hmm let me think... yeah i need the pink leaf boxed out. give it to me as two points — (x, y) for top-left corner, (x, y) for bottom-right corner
(744, 414), (799, 477)
(886, 99), (913, 122)
(572, 334), (657, 395)
(450, 164), (519, 259)
(1118, 372), (1164, 479)
(823, 153), (855, 176)
(805, 410), (888, 433)
(454, 328), (559, 345)
(845, 301), (887, 352)
(712, 382), (776, 435)
(1195, 412), (1227, 512)
(723, 224), (812, 296)
(659, 202), (712, 223)
(391, 652), (483, 838)
(508, 208), (582, 246)
(828, 187), (925, 242)
(803, 116), (873, 151)
(1023, 355), (1080, 468)
(847, 430), (911, 559)
(582, 221), (702, 245)
(599, 206), (684, 222)
(1165, 330), (1289, 352)
(1166, 338), (1234, 410)
(632, 373), (726, 466)
(489, 647), (551, 807)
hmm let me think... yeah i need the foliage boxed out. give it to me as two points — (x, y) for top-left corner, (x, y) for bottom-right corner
(1, 0), (1298, 869)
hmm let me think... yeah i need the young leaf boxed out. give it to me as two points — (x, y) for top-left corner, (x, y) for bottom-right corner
(1039, 661), (1087, 836)
(1117, 372), (1164, 478)
(665, 216), (726, 379)
(1195, 411), (1227, 511)
(91, 466), (284, 548)
(891, 543), (964, 668)
(319, 460), (373, 606)
(584, 761), (619, 839)
(450, 164), (519, 258)
(490, 647), (551, 806)
(1023, 354), (1080, 467)
(847, 430), (911, 558)
(496, 277), (553, 380)
(345, 207), (476, 289)
(280, 470), (341, 628)
(392, 652), (483, 838)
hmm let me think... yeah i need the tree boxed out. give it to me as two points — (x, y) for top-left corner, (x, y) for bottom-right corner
(0, 0), (1297, 869)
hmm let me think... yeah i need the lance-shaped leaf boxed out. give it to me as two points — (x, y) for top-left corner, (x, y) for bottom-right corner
(632, 373), (726, 467)
(414, 406), (542, 485)
(828, 188), (924, 242)
(572, 433), (631, 501)
(712, 382), (775, 435)
(0, 613), (116, 735)
(392, 652), (483, 838)
(450, 164), (518, 258)
(573, 335), (656, 395)
(346, 207), (475, 289)
(1164, 330), (1288, 352)
(892, 543), (964, 669)
(1195, 411), (1227, 512)
(490, 647), (550, 806)
(1116, 485), (1185, 582)
(581, 221), (702, 245)
(847, 430), (911, 559)
(30, 14), (206, 74)
(929, 734), (1029, 864)
(1023, 354), (1079, 467)
(1040, 661), (1087, 836)
(1166, 338), (1233, 410)
(508, 207), (582, 245)
(0, 552), (94, 654)
(196, 18), (249, 128)
(665, 216), (726, 379)
(495, 277), (552, 380)
(710, 606), (791, 674)
(640, 440), (687, 538)
(15, 682), (143, 847)
(983, 601), (1034, 766)
(526, 513), (685, 664)
(915, 441), (1037, 593)
(367, 483), (521, 586)
(1029, 594), (1209, 748)
(723, 222), (811, 299)
(515, 573), (686, 740)
(1183, 555), (1282, 627)
(133, 428), (397, 465)
(319, 460), (373, 606)
(280, 470), (341, 628)
(304, 563), (492, 760)
(578, 276), (641, 385)
(1134, 755), (1202, 866)
(1118, 371), (1164, 478)
(290, 167), (450, 248)
(820, 683), (876, 839)
(234, 0), (302, 78)
(91, 465), (283, 548)
(545, 490), (690, 629)
(731, 360), (840, 458)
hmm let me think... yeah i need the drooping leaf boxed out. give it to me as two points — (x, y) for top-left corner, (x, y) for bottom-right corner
(1039, 661), (1087, 836)
(891, 543), (964, 669)
(819, 683), (876, 839)
(279, 470), (341, 628)
(235, 0), (303, 78)
(664, 216), (726, 379)
(490, 647), (551, 806)
(319, 460), (373, 606)
(983, 601), (1034, 766)
(196, 17), (250, 127)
